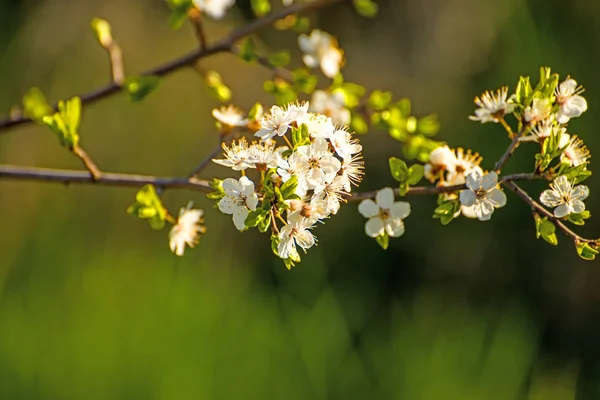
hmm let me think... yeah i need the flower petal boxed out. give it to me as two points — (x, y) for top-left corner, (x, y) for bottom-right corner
(487, 188), (507, 207)
(232, 207), (249, 231)
(358, 199), (379, 218)
(218, 196), (237, 215)
(295, 230), (316, 250)
(246, 193), (259, 211)
(554, 203), (571, 218)
(365, 217), (384, 238)
(540, 189), (562, 207)
(390, 201), (411, 220)
(572, 185), (589, 201)
(459, 190), (476, 207)
(375, 187), (395, 209)
(571, 199), (586, 214)
(222, 178), (241, 195)
(481, 172), (498, 191)
(466, 170), (483, 191)
(385, 218), (405, 237)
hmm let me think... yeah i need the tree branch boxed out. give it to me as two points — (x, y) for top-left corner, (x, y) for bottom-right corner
(347, 173), (547, 202)
(0, 165), (211, 191)
(0, 0), (347, 133)
(503, 180), (599, 245)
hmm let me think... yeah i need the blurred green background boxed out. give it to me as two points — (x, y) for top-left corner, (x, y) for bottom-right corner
(1, 0), (600, 398)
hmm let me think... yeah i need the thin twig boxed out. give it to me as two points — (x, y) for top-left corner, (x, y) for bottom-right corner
(189, 9), (208, 50)
(189, 140), (225, 178)
(72, 145), (102, 180)
(503, 180), (598, 245)
(346, 173), (546, 202)
(0, 0), (347, 133)
(0, 165), (211, 191)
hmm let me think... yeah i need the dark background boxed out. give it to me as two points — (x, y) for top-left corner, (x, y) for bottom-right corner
(1, 0), (599, 398)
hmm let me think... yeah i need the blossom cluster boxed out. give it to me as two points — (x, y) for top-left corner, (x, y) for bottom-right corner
(210, 101), (363, 268)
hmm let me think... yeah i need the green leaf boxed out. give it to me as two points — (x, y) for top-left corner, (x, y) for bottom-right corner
(433, 197), (460, 225)
(291, 68), (318, 94)
(207, 178), (225, 200)
(124, 76), (160, 102)
(42, 96), (81, 148)
(417, 114), (440, 136)
(245, 209), (265, 228)
(535, 215), (558, 246)
(375, 233), (389, 250)
(257, 214), (271, 233)
(566, 211), (591, 226)
(128, 184), (167, 230)
(267, 50), (291, 67)
(350, 113), (368, 134)
(352, 0), (378, 17)
(515, 76), (532, 107)
(407, 164), (424, 185)
(166, 0), (193, 29)
(251, 0), (271, 17)
(91, 18), (112, 47)
(368, 90), (393, 111)
(398, 183), (409, 196)
(389, 157), (409, 183)
(238, 38), (258, 63)
(280, 175), (299, 199)
(248, 102), (263, 121)
(205, 71), (232, 103)
(576, 242), (599, 261)
(22, 87), (52, 122)
(264, 79), (297, 105)
(291, 124), (310, 148)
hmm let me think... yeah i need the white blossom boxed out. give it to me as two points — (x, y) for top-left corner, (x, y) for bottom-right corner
(248, 140), (281, 170)
(523, 98), (551, 124)
(459, 171), (507, 221)
(278, 211), (316, 259)
(424, 145), (457, 182)
(169, 203), (204, 256)
(446, 148), (483, 186)
(298, 29), (343, 78)
(560, 134), (590, 167)
(212, 105), (248, 128)
(330, 128), (362, 159)
(540, 175), (589, 218)
(255, 105), (294, 141)
(338, 154), (364, 191)
(309, 90), (351, 125)
(358, 187), (411, 238)
(312, 176), (347, 215)
(298, 113), (336, 139)
(212, 138), (252, 171)
(192, 0), (235, 19)
(218, 176), (259, 230)
(469, 87), (515, 123)
(555, 78), (588, 124)
(294, 137), (342, 189)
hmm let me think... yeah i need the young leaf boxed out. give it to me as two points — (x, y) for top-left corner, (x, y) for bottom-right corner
(407, 164), (424, 185)
(91, 18), (113, 47)
(535, 216), (558, 246)
(251, 0), (271, 16)
(368, 90), (393, 111)
(124, 76), (160, 102)
(280, 175), (299, 199)
(389, 157), (409, 183)
(267, 50), (291, 68)
(576, 242), (599, 261)
(205, 71), (232, 103)
(375, 233), (389, 250)
(166, 0), (193, 29)
(22, 87), (52, 122)
(42, 97), (82, 148)
(352, 0), (378, 17)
